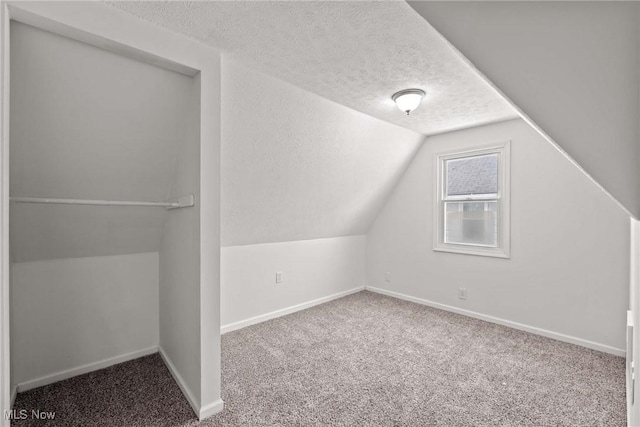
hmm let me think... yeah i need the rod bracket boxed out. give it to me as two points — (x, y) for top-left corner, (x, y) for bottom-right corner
(167, 194), (195, 209)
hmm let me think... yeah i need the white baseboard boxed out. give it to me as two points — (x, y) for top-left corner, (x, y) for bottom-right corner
(16, 346), (159, 392)
(158, 347), (199, 418)
(221, 286), (365, 334)
(10, 386), (16, 408)
(199, 398), (224, 420)
(366, 286), (625, 357)
(158, 347), (224, 420)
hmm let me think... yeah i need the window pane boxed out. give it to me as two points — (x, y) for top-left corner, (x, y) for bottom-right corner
(446, 154), (498, 197)
(444, 201), (498, 247)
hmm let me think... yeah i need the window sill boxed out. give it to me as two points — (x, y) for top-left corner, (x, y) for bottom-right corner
(433, 245), (510, 259)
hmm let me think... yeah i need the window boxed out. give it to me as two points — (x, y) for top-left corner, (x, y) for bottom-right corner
(434, 141), (510, 258)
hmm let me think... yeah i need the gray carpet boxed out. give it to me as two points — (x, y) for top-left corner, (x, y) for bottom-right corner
(13, 291), (625, 426)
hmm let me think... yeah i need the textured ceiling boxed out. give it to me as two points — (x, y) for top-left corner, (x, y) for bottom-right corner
(106, 1), (517, 136)
(222, 59), (425, 246)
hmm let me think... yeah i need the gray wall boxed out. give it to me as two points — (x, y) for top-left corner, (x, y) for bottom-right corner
(159, 74), (202, 404)
(219, 59), (419, 333)
(9, 21), (201, 398)
(367, 119), (629, 352)
(221, 236), (366, 329)
(9, 21), (194, 262)
(11, 253), (159, 388)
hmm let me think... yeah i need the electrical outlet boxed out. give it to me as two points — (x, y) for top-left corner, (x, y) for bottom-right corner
(275, 271), (282, 283)
(458, 288), (467, 300)
(385, 272), (391, 282)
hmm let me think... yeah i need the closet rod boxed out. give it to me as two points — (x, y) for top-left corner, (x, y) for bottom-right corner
(10, 194), (195, 209)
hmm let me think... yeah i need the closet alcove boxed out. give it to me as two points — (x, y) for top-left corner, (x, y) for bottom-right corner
(8, 19), (202, 413)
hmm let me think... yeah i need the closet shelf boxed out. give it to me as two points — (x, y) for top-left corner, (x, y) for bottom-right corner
(10, 194), (195, 209)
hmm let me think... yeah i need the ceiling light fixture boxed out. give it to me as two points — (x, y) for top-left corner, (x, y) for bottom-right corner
(392, 88), (426, 116)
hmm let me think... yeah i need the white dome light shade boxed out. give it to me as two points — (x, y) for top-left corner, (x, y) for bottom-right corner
(392, 89), (426, 115)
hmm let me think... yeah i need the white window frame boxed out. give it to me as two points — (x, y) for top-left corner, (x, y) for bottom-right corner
(434, 141), (511, 258)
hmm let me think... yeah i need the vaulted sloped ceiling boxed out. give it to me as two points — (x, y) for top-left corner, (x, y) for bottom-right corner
(107, 1), (518, 136)
(106, 1), (517, 247)
(222, 59), (425, 246)
(11, 3), (521, 261)
(408, 1), (640, 218)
